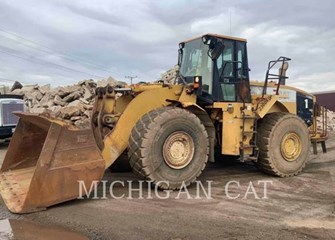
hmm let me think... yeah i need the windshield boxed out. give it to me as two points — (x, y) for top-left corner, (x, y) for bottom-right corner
(179, 38), (213, 94)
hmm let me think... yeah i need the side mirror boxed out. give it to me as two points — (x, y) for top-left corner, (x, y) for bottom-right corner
(178, 49), (183, 66)
(279, 62), (289, 85)
(279, 62), (289, 77)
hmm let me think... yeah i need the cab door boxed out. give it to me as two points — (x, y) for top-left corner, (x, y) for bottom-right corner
(212, 40), (250, 103)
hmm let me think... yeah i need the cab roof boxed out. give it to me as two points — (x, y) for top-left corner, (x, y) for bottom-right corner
(180, 33), (247, 44)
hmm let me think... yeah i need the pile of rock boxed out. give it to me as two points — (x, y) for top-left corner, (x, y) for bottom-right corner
(317, 109), (335, 131)
(161, 65), (179, 84)
(325, 109), (335, 131)
(11, 77), (119, 129)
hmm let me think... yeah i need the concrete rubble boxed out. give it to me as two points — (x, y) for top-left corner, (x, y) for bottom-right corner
(161, 65), (179, 84)
(317, 109), (335, 131)
(10, 76), (121, 129)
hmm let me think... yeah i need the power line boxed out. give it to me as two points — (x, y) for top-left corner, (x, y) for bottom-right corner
(0, 46), (102, 79)
(0, 27), (117, 74)
(0, 26), (129, 76)
(125, 75), (138, 84)
(0, 44), (105, 79)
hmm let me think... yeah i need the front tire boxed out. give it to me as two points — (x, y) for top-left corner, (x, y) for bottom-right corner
(256, 113), (310, 177)
(128, 107), (209, 189)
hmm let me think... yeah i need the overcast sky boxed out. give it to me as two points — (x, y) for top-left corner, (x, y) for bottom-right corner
(0, 0), (334, 92)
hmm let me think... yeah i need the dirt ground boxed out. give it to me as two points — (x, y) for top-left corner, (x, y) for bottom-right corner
(0, 133), (334, 240)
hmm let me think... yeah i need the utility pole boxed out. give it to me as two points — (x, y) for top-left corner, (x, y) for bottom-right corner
(125, 75), (138, 85)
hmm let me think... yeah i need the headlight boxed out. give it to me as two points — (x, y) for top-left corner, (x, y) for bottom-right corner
(193, 76), (201, 89)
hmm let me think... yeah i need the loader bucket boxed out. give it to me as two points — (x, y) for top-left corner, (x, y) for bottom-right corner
(0, 113), (105, 213)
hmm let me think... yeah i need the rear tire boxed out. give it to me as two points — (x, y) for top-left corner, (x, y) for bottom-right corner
(128, 107), (209, 190)
(256, 112), (310, 177)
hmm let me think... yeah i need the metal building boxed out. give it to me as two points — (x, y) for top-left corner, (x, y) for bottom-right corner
(313, 91), (335, 111)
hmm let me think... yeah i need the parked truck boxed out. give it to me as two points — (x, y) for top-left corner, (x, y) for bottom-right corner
(0, 94), (24, 140)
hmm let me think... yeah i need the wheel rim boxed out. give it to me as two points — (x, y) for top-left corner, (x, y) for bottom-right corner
(280, 132), (302, 162)
(163, 131), (195, 169)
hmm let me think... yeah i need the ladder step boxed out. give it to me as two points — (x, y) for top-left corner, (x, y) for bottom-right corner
(244, 131), (257, 134)
(240, 145), (258, 149)
(248, 156), (258, 161)
(238, 156), (259, 162)
(239, 116), (258, 119)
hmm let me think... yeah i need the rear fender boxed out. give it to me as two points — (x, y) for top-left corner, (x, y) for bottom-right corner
(257, 95), (290, 118)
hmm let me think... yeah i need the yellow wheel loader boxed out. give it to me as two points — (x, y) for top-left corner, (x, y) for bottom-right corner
(0, 34), (328, 213)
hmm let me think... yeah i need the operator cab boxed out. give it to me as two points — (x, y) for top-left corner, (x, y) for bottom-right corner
(178, 34), (251, 105)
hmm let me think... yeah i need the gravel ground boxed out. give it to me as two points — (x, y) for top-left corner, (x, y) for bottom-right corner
(0, 133), (334, 240)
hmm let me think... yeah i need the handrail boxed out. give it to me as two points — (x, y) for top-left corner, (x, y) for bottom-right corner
(262, 56), (291, 98)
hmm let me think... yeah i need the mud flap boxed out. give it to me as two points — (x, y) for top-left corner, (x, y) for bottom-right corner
(0, 113), (105, 213)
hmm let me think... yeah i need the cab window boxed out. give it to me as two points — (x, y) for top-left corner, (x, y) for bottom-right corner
(216, 40), (236, 101)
